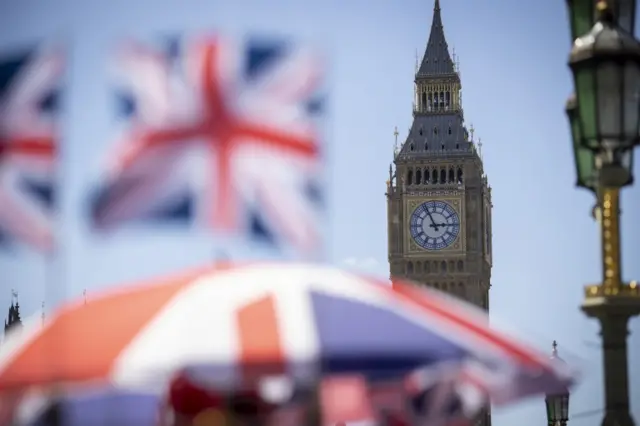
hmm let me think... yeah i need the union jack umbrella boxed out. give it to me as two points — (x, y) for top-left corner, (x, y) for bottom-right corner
(90, 36), (324, 258)
(0, 263), (576, 402)
(0, 46), (63, 251)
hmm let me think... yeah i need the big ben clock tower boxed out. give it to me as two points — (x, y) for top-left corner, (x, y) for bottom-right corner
(386, 1), (493, 424)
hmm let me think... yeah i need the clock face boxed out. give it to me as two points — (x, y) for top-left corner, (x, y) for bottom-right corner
(410, 200), (461, 250)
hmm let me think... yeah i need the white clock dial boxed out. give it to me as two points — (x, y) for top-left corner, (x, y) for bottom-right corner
(410, 200), (460, 250)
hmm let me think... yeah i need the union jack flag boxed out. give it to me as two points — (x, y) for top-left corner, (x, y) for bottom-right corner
(90, 36), (325, 258)
(0, 46), (63, 251)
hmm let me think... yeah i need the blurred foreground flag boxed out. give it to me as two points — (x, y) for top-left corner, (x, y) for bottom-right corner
(0, 45), (63, 252)
(89, 35), (326, 259)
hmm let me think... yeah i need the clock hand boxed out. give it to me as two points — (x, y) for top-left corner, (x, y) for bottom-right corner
(425, 210), (439, 231)
(429, 223), (448, 229)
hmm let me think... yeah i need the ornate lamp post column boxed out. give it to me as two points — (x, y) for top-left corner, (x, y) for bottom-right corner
(565, 2), (640, 426)
(545, 341), (570, 426)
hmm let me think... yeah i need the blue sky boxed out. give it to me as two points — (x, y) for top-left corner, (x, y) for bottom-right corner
(1, 0), (640, 424)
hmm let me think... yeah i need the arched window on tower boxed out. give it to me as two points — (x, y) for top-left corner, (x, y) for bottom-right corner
(416, 261), (422, 274)
(425, 261), (431, 273)
(428, 93), (433, 111)
(448, 168), (455, 183)
(439, 92), (445, 109)
(445, 91), (450, 110)
(424, 169), (430, 183)
(440, 169), (446, 183)
(440, 261), (447, 272)
(407, 170), (413, 185)
(433, 169), (439, 184)
(407, 262), (414, 274)
(448, 260), (455, 271)
(422, 92), (427, 111)
(415, 170), (422, 185)
(457, 167), (463, 184)
(457, 260), (464, 271)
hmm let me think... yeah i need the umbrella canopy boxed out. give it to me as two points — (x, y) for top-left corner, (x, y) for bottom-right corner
(0, 263), (576, 401)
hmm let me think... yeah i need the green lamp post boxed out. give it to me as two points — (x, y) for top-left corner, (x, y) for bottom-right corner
(565, 2), (640, 426)
(545, 341), (570, 426)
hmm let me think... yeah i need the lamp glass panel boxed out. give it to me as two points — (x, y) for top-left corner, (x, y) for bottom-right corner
(623, 63), (640, 141)
(576, 67), (598, 147)
(562, 395), (570, 419)
(569, 105), (598, 190)
(555, 397), (563, 421)
(596, 62), (622, 141)
(576, 146), (597, 189)
(616, 0), (635, 34)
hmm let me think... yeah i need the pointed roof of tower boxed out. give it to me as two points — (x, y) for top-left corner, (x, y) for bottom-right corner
(416, 0), (456, 77)
(396, 0), (476, 159)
